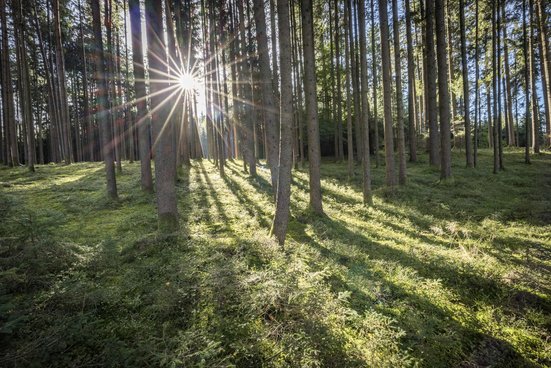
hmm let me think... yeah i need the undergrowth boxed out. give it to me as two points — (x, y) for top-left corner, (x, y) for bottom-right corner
(0, 149), (549, 367)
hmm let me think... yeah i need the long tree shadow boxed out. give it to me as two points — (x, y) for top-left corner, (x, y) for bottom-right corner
(285, 216), (541, 367)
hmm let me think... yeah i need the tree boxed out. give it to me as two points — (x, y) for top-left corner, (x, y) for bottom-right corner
(300, 0), (323, 214)
(459, 0), (473, 167)
(129, 0), (153, 192)
(425, 0), (439, 166)
(358, 0), (372, 204)
(435, 0), (451, 179)
(523, 0), (531, 164)
(253, 0), (279, 190)
(391, 0), (406, 184)
(145, 0), (178, 231)
(405, 0), (417, 163)
(271, 0), (293, 246)
(53, 0), (72, 164)
(89, 0), (117, 199)
(378, 0), (396, 187)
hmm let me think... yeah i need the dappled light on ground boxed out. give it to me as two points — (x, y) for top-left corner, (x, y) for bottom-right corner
(0, 149), (549, 367)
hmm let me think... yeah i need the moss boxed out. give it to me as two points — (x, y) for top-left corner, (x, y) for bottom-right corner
(0, 150), (550, 367)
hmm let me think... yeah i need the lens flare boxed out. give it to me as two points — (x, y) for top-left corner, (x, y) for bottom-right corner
(179, 72), (197, 91)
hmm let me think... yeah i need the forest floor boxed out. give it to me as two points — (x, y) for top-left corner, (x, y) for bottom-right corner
(1, 148), (550, 367)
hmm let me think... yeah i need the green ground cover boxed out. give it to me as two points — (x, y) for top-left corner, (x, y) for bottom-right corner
(1, 149), (549, 367)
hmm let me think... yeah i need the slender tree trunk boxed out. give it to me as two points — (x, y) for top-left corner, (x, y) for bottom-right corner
(523, 0), (531, 163)
(271, 0), (293, 246)
(1, 0), (19, 167)
(436, 0), (451, 179)
(426, 0), (439, 166)
(90, 0), (117, 199)
(459, 0), (472, 167)
(129, 0), (153, 192)
(359, 0), (372, 204)
(392, 0), (407, 184)
(300, 0), (323, 214)
(474, 0), (479, 166)
(535, 0), (551, 147)
(405, 0), (417, 163)
(344, 0), (354, 178)
(379, 0), (396, 186)
(53, 0), (72, 164)
(528, 0), (540, 153)
(145, 0), (178, 230)
(13, 0), (34, 171)
(371, 0), (380, 167)
(501, 2), (515, 146)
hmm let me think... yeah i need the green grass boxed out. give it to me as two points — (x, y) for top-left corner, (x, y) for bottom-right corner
(0, 148), (550, 367)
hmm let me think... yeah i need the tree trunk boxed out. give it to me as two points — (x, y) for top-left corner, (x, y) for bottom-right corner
(371, 0), (380, 167)
(90, 0), (117, 199)
(392, 0), (407, 184)
(528, 0), (540, 153)
(53, 0), (72, 164)
(145, 0), (178, 231)
(378, 0), (396, 187)
(344, 0), (354, 178)
(425, 0), (439, 166)
(459, 0), (472, 167)
(271, 0), (293, 246)
(405, 0), (417, 163)
(358, 0), (372, 204)
(300, 0), (323, 214)
(535, 0), (551, 147)
(523, 0), (531, 163)
(129, 0), (153, 192)
(436, 0), (451, 179)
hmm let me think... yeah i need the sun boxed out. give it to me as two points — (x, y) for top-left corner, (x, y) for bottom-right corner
(178, 72), (197, 91)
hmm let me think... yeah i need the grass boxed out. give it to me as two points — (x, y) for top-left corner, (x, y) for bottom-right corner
(0, 148), (549, 367)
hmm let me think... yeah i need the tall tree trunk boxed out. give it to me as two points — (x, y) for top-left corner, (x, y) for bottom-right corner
(344, 0), (354, 178)
(0, 0), (19, 167)
(359, 0), (372, 204)
(523, 0), (531, 163)
(129, 0), (153, 192)
(379, 0), (396, 186)
(405, 0), (417, 163)
(53, 0), (72, 164)
(459, 0), (472, 167)
(300, 0), (323, 214)
(501, 2), (515, 146)
(436, 0), (451, 179)
(13, 0), (34, 171)
(371, 0), (380, 167)
(528, 0), (540, 153)
(425, 0), (439, 166)
(271, 0), (293, 246)
(535, 0), (551, 147)
(145, 0), (178, 231)
(392, 0), (407, 184)
(474, 0), (479, 166)
(90, 0), (117, 199)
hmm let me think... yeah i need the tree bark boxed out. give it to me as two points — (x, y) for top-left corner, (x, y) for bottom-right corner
(271, 0), (293, 246)
(129, 0), (153, 192)
(358, 0), (372, 204)
(90, 0), (118, 199)
(436, 0), (451, 179)
(405, 0), (417, 163)
(378, 0), (396, 186)
(425, 0), (439, 166)
(145, 0), (179, 231)
(392, 0), (407, 184)
(459, 0), (472, 167)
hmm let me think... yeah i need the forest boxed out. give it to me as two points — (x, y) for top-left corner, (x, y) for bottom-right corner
(0, 0), (550, 366)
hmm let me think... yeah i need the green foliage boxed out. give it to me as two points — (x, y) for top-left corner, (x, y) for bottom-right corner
(0, 151), (549, 367)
